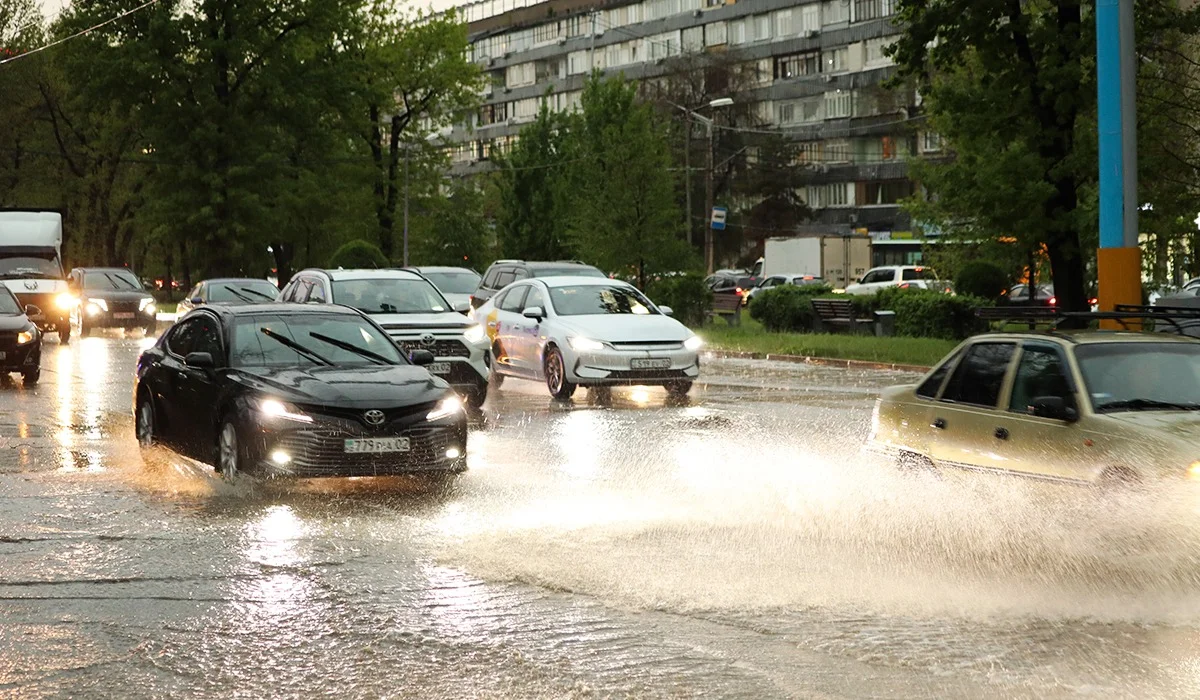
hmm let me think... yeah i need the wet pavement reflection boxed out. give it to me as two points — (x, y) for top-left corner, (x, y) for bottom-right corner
(4, 337), (1200, 697)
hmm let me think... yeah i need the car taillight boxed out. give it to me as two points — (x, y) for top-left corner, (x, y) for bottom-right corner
(898, 283), (910, 289)
(1089, 297), (1098, 305)
(735, 287), (744, 295)
(1049, 297), (1057, 305)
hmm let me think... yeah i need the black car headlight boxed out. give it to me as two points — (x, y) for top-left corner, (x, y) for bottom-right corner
(17, 328), (36, 345)
(139, 298), (157, 315)
(258, 398), (313, 423)
(427, 395), (464, 421)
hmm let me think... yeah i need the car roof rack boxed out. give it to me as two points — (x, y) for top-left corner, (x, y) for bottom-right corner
(977, 304), (1200, 334)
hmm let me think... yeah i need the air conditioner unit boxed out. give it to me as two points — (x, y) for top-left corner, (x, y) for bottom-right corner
(803, 30), (819, 39)
(693, 9), (702, 16)
(486, 57), (495, 66)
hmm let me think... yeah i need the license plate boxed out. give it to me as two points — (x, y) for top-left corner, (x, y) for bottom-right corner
(428, 362), (451, 375)
(344, 437), (410, 454)
(114, 312), (134, 319)
(631, 358), (671, 370)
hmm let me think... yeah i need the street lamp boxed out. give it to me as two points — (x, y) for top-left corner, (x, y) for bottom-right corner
(668, 98), (733, 274)
(402, 126), (454, 267)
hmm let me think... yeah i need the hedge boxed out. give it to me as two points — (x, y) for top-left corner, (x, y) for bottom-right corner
(954, 261), (1009, 302)
(748, 284), (834, 332)
(329, 239), (389, 270)
(647, 273), (712, 327)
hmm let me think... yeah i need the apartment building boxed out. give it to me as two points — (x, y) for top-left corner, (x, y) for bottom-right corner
(447, 0), (942, 247)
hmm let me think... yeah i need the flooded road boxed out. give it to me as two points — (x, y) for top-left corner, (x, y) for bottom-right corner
(4, 336), (1200, 698)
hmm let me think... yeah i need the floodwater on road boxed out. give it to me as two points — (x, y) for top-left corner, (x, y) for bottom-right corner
(3, 336), (1200, 698)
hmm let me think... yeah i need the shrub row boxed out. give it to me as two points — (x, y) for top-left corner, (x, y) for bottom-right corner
(646, 273), (712, 327)
(748, 285), (991, 340)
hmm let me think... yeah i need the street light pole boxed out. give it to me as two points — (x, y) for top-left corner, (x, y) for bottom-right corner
(401, 127), (453, 268)
(665, 97), (732, 274)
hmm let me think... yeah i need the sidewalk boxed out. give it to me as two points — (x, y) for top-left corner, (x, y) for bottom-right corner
(705, 350), (931, 373)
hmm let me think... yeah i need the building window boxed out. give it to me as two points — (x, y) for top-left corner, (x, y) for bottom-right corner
(923, 131), (943, 152)
(773, 9), (793, 37)
(822, 0), (849, 25)
(682, 26), (704, 52)
(754, 14), (772, 41)
(505, 62), (535, 89)
(778, 102), (795, 125)
(823, 47), (849, 73)
(800, 4), (820, 33)
(568, 50), (588, 75)
(796, 141), (821, 163)
(704, 21), (727, 46)
(854, 0), (897, 22)
(825, 139), (850, 163)
(566, 15), (587, 38)
(824, 90), (854, 119)
(862, 180), (914, 205)
(775, 51), (819, 79)
(534, 22), (561, 45)
(729, 18), (747, 45)
(805, 183), (853, 208)
(864, 37), (894, 67)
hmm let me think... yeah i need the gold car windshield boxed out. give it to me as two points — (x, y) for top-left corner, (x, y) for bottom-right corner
(1076, 342), (1200, 413)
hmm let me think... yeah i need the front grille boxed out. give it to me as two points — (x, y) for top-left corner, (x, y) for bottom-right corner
(109, 300), (140, 313)
(0, 332), (17, 352)
(273, 425), (458, 476)
(301, 402), (436, 430)
(604, 369), (690, 381)
(609, 340), (685, 351)
(393, 338), (469, 358)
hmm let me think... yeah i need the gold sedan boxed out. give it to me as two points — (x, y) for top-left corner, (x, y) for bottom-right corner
(867, 331), (1200, 484)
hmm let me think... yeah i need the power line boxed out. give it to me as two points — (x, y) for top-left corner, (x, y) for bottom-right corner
(0, 0), (160, 67)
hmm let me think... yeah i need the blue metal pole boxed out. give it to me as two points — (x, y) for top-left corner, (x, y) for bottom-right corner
(1096, 0), (1123, 251)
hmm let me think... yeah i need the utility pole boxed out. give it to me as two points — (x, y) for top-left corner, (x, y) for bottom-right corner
(684, 123), (693, 246)
(402, 152), (410, 267)
(704, 118), (715, 274)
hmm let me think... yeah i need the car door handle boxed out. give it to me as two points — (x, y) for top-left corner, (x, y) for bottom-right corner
(994, 427), (1009, 440)
(931, 417), (946, 430)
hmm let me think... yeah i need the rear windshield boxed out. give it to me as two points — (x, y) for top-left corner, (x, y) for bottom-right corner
(84, 270), (142, 291)
(230, 314), (403, 368)
(901, 268), (933, 281)
(209, 281), (279, 303)
(531, 267), (607, 279)
(422, 270), (481, 295)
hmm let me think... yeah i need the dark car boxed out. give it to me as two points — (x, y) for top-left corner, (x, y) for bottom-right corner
(470, 260), (607, 311)
(67, 267), (157, 337)
(133, 304), (468, 478)
(178, 278), (280, 314)
(0, 285), (41, 385)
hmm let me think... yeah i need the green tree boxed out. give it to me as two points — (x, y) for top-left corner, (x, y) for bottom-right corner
(494, 103), (576, 260)
(562, 74), (690, 288)
(329, 238), (389, 269)
(411, 179), (495, 268)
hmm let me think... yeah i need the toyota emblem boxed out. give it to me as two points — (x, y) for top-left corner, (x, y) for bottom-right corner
(363, 409), (385, 426)
(23, 281), (37, 291)
(420, 333), (436, 347)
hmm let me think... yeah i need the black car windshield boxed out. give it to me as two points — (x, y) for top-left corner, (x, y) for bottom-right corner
(332, 278), (449, 314)
(549, 285), (658, 316)
(422, 270), (481, 294)
(209, 281), (279, 303)
(231, 314), (403, 368)
(0, 289), (20, 314)
(1076, 342), (1200, 412)
(0, 252), (61, 279)
(84, 270), (142, 291)
(530, 267), (607, 279)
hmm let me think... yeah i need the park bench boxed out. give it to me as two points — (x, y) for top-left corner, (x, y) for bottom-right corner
(706, 293), (742, 326)
(810, 298), (874, 334)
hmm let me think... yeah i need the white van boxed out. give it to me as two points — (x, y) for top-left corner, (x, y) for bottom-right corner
(0, 210), (72, 342)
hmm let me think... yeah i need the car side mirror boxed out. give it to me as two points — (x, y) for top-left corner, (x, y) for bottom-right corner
(1030, 396), (1078, 422)
(190, 296), (203, 304)
(184, 352), (215, 369)
(453, 300), (471, 314)
(24, 304), (41, 318)
(659, 305), (674, 317)
(409, 349), (435, 366)
(523, 306), (544, 320)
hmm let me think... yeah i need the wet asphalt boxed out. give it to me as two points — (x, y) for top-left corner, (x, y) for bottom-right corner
(3, 335), (1200, 698)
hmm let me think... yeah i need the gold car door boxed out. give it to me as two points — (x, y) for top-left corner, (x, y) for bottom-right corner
(926, 341), (1019, 474)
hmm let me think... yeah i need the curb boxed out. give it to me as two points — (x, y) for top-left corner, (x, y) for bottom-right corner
(705, 350), (930, 373)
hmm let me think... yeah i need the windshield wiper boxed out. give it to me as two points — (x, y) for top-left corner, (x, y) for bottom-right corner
(1097, 398), (1200, 413)
(223, 288), (255, 304)
(308, 331), (394, 365)
(239, 287), (277, 301)
(104, 272), (138, 290)
(259, 327), (333, 366)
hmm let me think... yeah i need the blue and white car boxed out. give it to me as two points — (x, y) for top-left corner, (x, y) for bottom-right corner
(476, 276), (702, 400)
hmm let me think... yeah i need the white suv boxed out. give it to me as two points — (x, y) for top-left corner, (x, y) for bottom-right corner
(843, 265), (945, 295)
(279, 269), (490, 406)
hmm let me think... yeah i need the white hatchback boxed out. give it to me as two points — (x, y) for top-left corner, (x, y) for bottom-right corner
(475, 276), (702, 400)
(844, 265), (946, 295)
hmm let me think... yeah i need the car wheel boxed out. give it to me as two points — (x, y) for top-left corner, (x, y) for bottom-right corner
(466, 383), (488, 409)
(666, 381), (693, 398)
(217, 419), (249, 479)
(57, 323), (70, 345)
(136, 392), (156, 447)
(79, 317), (92, 338)
(21, 367), (39, 387)
(544, 345), (576, 400)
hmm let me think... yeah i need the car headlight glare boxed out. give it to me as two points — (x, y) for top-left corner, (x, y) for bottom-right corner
(684, 335), (703, 351)
(16, 330), (35, 345)
(55, 292), (76, 310)
(87, 298), (108, 312)
(462, 323), (486, 344)
(569, 336), (605, 352)
(139, 298), (156, 312)
(427, 395), (464, 421)
(258, 398), (313, 423)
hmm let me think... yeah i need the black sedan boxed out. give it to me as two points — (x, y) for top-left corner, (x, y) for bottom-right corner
(0, 286), (41, 385)
(133, 304), (467, 478)
(68, 267), (158, 336)
(177, 278), (280, 314)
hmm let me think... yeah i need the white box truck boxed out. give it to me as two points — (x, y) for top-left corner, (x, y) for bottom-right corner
(763, 235), (872, 289)
(0, 210), (72, 342)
